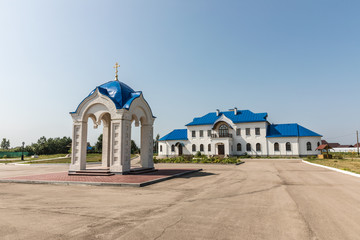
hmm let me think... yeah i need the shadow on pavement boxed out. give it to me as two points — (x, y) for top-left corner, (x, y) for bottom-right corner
(177, 171), (216, 179)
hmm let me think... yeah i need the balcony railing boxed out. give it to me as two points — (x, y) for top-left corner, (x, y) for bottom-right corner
(211, 133), (233, 138)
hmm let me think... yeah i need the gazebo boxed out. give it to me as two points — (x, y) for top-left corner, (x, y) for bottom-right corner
(69, 64), (155, 175)
(315, 144), (333, 159)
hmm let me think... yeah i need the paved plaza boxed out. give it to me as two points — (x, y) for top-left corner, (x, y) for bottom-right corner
(0, 168), (201, 187)
(1, 160), (360, 239)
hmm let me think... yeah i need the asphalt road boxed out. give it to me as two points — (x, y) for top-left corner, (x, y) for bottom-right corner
(0, 160), (360, 239)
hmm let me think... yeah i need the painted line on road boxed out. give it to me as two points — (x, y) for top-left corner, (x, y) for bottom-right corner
(302, 160), (360, 178)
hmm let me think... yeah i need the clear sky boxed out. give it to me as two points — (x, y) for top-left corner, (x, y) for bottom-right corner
(0, 0), (359, 147)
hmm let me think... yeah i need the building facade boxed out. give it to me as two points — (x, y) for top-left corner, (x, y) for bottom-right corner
(159, 108), (322, 157)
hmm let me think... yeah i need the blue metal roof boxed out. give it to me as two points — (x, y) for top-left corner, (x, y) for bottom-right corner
(266, 124), (322, 138)
(159, 129), (188, 141)
(186, 110), (268, 126)
(72, 80), (141, 113)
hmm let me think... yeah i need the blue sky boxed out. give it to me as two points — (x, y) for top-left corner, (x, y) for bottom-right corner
(0, 0), (359, 147)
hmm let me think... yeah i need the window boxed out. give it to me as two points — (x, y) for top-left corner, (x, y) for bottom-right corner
(208, 144), (211, 151)
(274, 142), (279, 151)
(307, 142), (312, 151)
(246, 143), (251, 151)
(237, 143), (242, 151)
(171, 145), (175, 152)
(219, 124), (229, 137)
(246, 128), (250, 136)
(192, 131), (196, 138)
(200, 144), (204, 152)
(192, 144), (196, 152)
(286, 142), (291, 151)
(317, 142), (320, 147)
(200, 130), (204, 138)
(160, 145), (162, 152)
(256, 143), (261, 151)
(255, 128), (260, 136)
(236, 128), (241, 136)
(207, 130), (211, 137)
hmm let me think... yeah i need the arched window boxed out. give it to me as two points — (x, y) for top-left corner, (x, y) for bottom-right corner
(274, 142), (279, 151)
(219, 124), (229, 137)
(307, 142), (312, 151)
(246, 143), (251, 152)
(171, 145), (175, 152)
(192, 144), (196, 152)
(237, 143), (242, 151)
(256, 143), (261, 151)
(200, 144), (204, 152)
(286, 142), (291, 151)
(160, 145), (162, 152)
(208, 144), (211, 152)
(317, 142), (320, 147)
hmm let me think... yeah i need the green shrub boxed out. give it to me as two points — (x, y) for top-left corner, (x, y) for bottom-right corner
(195, 151), (202, 157)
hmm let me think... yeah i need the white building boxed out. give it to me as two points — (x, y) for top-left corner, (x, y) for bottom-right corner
(159, 108), (322, 157)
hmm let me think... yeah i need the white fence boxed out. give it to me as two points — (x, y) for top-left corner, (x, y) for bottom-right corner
(330, 147), (359, 153)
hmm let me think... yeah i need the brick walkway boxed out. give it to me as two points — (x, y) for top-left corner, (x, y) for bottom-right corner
(0, 169), (201, 187)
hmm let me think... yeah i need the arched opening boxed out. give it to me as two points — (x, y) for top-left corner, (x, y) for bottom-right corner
(256, 143), (261, 152)
(307, 142), (312, 151)
(175, 142), (183, 156)
(130, 116), (141, 169)
(286, 142), (291, 151)
(82, 112), (112, 171)
(237, 143), (242, 152)
(246, 143), (251, 152)
(219, 124), (229, 137)
(192, 144), (196, 152)
(217, 143), (225, 155)
(274, 142), (279, 151)
(129, 111), (153, 170)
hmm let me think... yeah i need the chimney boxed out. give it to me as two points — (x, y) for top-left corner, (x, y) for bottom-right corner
(234, 107), (237, 115)
(216, 109), (220, 116)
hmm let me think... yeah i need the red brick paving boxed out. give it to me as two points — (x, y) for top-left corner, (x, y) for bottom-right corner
(1, 169), (200, 184)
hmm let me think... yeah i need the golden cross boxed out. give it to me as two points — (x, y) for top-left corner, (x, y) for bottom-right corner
(113, 62), (120, 80)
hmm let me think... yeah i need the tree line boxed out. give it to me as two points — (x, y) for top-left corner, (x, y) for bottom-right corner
(0, 137), (72, 155)
(1, 133), (162, 155)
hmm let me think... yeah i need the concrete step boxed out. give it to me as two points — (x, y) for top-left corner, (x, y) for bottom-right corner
(68, 169), (114, 176)
(128, 168), (157, 175)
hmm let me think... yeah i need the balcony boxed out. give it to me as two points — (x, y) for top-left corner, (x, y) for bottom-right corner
(211, 133), (233, 138)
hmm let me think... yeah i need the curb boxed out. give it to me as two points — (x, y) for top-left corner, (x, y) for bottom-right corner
(0, 169), (202, 187)
(302, 160), (360, 178)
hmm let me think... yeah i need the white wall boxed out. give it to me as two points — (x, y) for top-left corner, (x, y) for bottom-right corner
(158, 140), (190, 156)
(298, 137), (322, 156)
(267, 137), (299, 156)
(231, 121), (268, 156)
(159, 122), (321, 157)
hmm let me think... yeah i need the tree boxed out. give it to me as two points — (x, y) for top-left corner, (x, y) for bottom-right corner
(153, 134), (160, 153)
(31, 136), (71, 155)
(95, 134), (103, 153)
(1, 138), (10, 150)
(131, 140), (139, 154)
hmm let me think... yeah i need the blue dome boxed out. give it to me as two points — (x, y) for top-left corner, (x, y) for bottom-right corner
(72, 80), (142, 113)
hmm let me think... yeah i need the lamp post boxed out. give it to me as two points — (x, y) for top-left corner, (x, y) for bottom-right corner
(21, 142), (25, 161)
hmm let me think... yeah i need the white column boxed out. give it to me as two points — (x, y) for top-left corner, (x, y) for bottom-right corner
(69, 121), (87, 171)
(140, 124), (154, 169)
(110, 119), (131, 174)
(102, 119), (111, 168)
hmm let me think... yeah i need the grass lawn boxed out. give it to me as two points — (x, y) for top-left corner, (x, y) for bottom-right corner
(26, 153), (138, 164)
(306, 158), (360, 174)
